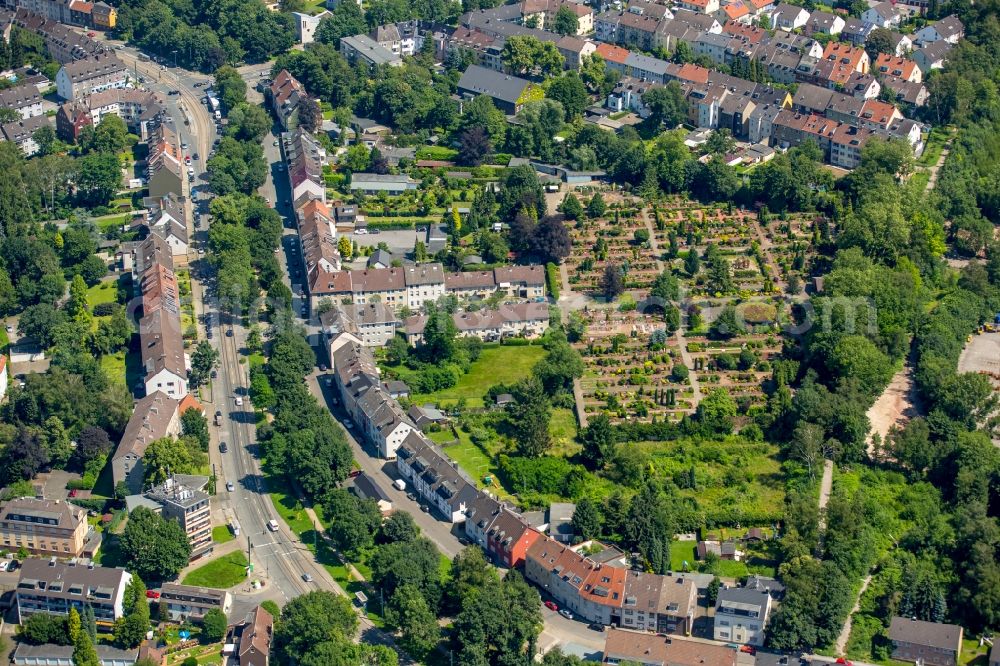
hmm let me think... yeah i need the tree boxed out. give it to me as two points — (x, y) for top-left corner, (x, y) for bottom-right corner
(189, 340), (219, 389)
(315, 0), (366, 47)
(459, 126), (492, 166)
(560, 193), (583, 220)
(202, 608), (228, 642)
(20, 613), (69, 645)
(68, 607), (82, 643)
(710, 305), (744, 339)
(533, 331), (585, 395)
(338, 234), (353, 260)
(625, 481), (673, 574)
(865, 27), (894, 59)
(533, 215), (572, 263)
(324, 489), (382, 555)
(650, 269), (679, 303)
(73, 629), (100, 666)
(142, 437), (194, 483)
(501, 35), (564, 77)
(644, 82), (687, 129)
(275, 591), (358, 664)
(505, 377), (551, 456)
(380, 511), (419, 544)
(215, 65), (247, 111)
(499, 164), (546, 223)
(458, 95), (507, 146)
(602, 263), (624, 301)
(546, 72), (589, 120)
(552, 4), (579, 34)
(444, 547), (498, 614)
(18, 303), (67, 348)
(299, 97), (322, 133)
(421, 309), (458, 362)
(571, 497), (603, 540)
(226, 103), (271, 142)
(580, 413), (615, 470)
(33, 124), (57, 156)
(86, 115), (131, 154)
(114, 576), (150, 649)
(119, 506), (192, 582)
(370, 537), (443, 609)
(452, 570), (541, 666)
(587, 192), (606, 219)
(696, 388), (737, 435)
(385, 584), (439, 658)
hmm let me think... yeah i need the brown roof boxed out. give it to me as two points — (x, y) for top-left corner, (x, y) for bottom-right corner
(237, 605), (274, 666)
(297, 199), (341, 295)
(445, 270), (497, 291)
(17, 558), (130, 605)
(0, 497), (86, 532)
(493, 265), (544, 286)
(113, 391), (179, 461)
(888, 617), (963, 652)
(602, 628), (737, 666)
(351, 267), (405, 293)
(139, 310), (187, 380)
(404, 263), (444, 287)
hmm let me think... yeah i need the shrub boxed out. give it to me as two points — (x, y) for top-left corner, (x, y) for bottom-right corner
(546, 263), (560, 301)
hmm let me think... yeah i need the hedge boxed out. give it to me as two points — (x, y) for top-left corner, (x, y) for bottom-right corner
(545, 263), (560, 300)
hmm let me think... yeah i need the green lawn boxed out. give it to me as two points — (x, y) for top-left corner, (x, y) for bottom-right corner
(0, 326), (9, 354)
(549, 407), (579, 457)
(918, 127), (951, 167)
(408, 345), (546, 408)
(670, 540), (698, 572)
(182, 551), (249, 588)
(94, 213), (132, 232)
(86, 281), (118, 308)
(100, 351), (126, 383)
(212, 526), (235, 544)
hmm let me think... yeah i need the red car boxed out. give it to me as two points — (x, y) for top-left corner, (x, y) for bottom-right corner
(740, 646), (756, 655)
(145, 590), (160, 599)
(836, 659), (852, 666)
(68, 489), (78, 498)
(544, 601), (558, 611)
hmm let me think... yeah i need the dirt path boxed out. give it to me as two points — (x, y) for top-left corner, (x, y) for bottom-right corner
(835, 573), (873, 656)
(749, 218), (786, 292)
(925, 144), (951, 192)
(818, 459), (834, 530)
(865, 362), (919, 458)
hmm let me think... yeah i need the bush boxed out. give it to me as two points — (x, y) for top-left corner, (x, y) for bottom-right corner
(93, 302), (117, 316)
(546, 263), (560, 300)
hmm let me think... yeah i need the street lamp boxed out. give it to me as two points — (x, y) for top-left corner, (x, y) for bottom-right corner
(172, 49), (178, 68)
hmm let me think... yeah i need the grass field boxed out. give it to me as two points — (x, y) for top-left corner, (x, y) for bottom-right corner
(549, 407), (579, 456)
(86, 280), (118, 308)
(212, 526), (235, 544)
(409, 345), (546, 408)
(182, 551), (249, 588)
(94, 213), (132, 232)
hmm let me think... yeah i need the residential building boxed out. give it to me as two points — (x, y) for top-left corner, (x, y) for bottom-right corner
(914, 15), (963, 45)
(268, 70), (306, 130)
(12, 643), (137, 666)
(56, 88), (164, 141)
(881, 76), (928, 107)
(403, 302), (550, 345)
(521, 0), (594, 35)
(395, 431), (479, 522)
(111, 391), (182, 493)
(349, 173), (420, 195)
(493, 265), (546, 299)
(159, 583), (232, 621)
(55, 53), (127, 101)
(885, 31), (912, 56)
(874, 54), (921, 83)
(320, 303), (400, 347)
(482, 509), (543, 568)
(556, 35), (597, 68)
(284, 129), (327, 205)
(841, 17), (875, 46)
(140, 193), (188, 256)
(713, 587), (771, 645)
(229, 605), (274, 666)
(888, 617), (963, 666)
(602, 628), (737, 666)
(804, 10), (843, 36)
(291, 11), (328, 44)
(133, 475), (212, 559)
(913, 40), (952, 73)
(16, 558), (132, 626)
(355, 386), (415, 459)
(0, 83), (43, 119)
(821, 40), (869, 74)
(10, 9), (107, 63)
(297, 199), (340, 306)
(547, 502), (576, 543)
(403, 263), (446, 310)
(372, 21), (422, 56)
(350, 472), (393, 514)
(91, 1), (115, 28)
(0, 497), (94, 558)
(861, 1), (901, 29)
(677, 0), (719, 14)
(770, 3), (810, 31)
(456, 64), (535, 114)
(138, 309), (187, 399)
(0, 114), (51, 155)
(340, 34), (403, 68)
(146, 123), (184, 199)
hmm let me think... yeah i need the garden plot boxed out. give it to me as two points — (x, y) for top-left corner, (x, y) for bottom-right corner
(685, 333), (784, 416)
(574, 310), (694, 424)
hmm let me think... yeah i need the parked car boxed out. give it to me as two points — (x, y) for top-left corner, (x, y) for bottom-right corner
(235, 397), (243, 406)
(543, 601), (558, 611)
(145, 590), (160, 599)
(0, 560), (12, 572)
(559, 609), (573, 620)
(344, 419), (354, 429)
(219, 442), (228, 453)
(588, 623), (605, 632)
(740, 646), (756, 655)
(68, 489), (78, 498)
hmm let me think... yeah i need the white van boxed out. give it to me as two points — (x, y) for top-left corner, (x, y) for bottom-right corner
(267, 519), (279, 532)
(393, 479), (406, 491)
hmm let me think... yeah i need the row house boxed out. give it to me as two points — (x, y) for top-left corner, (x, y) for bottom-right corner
(603, 629), (738, 666)
(4, 0), (115, 29)
(888, 617), (963, 666)
(627, 0), (673, 20)
(133, 233), (188, 399)
(0, 114), (50, 155)
(56, 88), (165, 141)
(0, 83), (43, 119)
(624, 50), (670, 82)
(16, 558), (131, 626)
(524, 538), (698, 634)
(713, 587), (771, 645)
(111, 391), (182, 493)
(521, 0), (593, 35)
(297, 199), (341, 310)
(402, 302), (551, 346)
(10, 8), (106, 63)
(606, 75), (664, 116)
(284, 128), (326, 206)
(676, 0), (719, 15)
(396, 432), (479, 522)
(146, 123), (184, 198)
(556, 35), (597, 68)
(320, 302), (401, 348)
(55, 53), (127, 101)
(268, 69), (307, 131)
(140, 192), (189, 255)
(355, 385), (414, 459)
(881, 75), (928, 107)
(841, 17), (875, 46)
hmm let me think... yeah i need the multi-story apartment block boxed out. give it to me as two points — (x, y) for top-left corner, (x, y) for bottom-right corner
(320, 303), (401, 347)
(395, 432), (480, 521)
(16, 558), (131, 626)
(0, 83), (43, 119)
(403, 303), (551, 346)
(602, 629), (737, 666)
(713, 587), (771, 645)
(56, 88), (165, 141)
(55, 53), (127, 101)
(159, 583), (232, 621)
(340, 34), (403, 68)
(134, 475), (212, 559)
(0, 498), (94, 558)
(111, 391), (183, 493)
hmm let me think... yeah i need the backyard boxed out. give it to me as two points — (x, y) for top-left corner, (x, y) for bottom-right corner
(406, 344), (546, 408)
